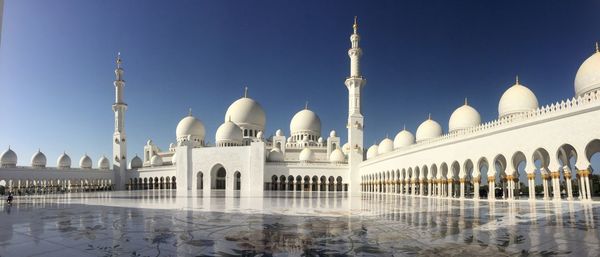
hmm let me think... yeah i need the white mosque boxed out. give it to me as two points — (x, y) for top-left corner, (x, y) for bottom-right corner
(2, 18), (600, 202)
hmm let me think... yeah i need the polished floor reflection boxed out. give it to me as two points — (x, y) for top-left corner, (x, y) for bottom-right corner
(0, 191), (599, 256)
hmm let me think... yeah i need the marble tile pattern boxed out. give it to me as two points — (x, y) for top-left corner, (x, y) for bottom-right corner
(0, 191), (599, 256)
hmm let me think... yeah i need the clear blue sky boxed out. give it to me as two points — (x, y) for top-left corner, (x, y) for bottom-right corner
(1, 0), (599, 167)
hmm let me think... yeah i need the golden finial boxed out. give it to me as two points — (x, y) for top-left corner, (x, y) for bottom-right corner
(305, 101), (308, 110)
(116, 51), (122, 68)
(188, 108), (192, 116)
(428, 113), (431, 120)
(464, 97), (468, 105)
(244, 86), (248, 98)
(403, 124), (406, 130)
(353, 16), (358, 34)
(596, 42), (599, 53)
(515, 75), (519, 85)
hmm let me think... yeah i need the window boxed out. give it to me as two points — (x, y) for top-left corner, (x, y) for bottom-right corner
(244, 129), (248, 136)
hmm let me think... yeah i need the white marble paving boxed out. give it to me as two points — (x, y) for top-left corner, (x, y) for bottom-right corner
(0, 191), (599, 256)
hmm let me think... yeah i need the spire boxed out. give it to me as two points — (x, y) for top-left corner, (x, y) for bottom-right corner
(515, 75), (519, 85)
(464, 97), (468, 105)
(403, 124), (406, 130)
(188, 108), (192, 116)
(428, 113), (431, 120)
(304, 101), (308, 110)
(353, 16), (358, 34)
(244, 86), (248, 98)
(596, 42), (599, 53)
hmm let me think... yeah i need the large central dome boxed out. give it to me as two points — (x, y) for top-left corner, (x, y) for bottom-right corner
(224, 96), (266, 131)
(290, 108), (321, 139)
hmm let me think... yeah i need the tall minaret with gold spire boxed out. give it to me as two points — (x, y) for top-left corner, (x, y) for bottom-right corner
(345, 17), (366, 195)
(112, 52), (128, 190)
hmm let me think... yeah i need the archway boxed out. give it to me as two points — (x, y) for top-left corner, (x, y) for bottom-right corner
(234, 171), (241, 190)
(511, 151), (526, 199)
(477, 157), (489, 198)
(210, 165), (226, 190)
(493, 155), (507, 199)
(533, 147), (551, 199)
(557, 144), (578, 199)
(585, 139), (600, 198)
(280, 175), (286, 191)
(271, 175), (278, 191)
(197, 172), (204, 190)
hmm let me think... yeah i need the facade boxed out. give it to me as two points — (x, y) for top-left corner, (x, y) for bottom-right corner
(1, 20), (600, 202)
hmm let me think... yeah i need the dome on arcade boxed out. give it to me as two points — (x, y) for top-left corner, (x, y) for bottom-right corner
(98, 156), (110, 170)
(317, 137), (324, 144)
(378, 138), (393, 155)
(393, 128), (415, 149)
(130, 155), (143, 169)
(299, 147), (315, 162)
(290, 107), (321, 138)
(498, 77), (538, 118)
(268, 147), (284, 162)
(150, 155), (163, 167)
(176, 114), (206, 141)
(416, 115), (443, 142)
(366, 144), (378, 159)
(256, 131), (264, 139)
(171, 152), (177, 165)
(215, 120), (243, 146)
(575, 44), (600, 97)
(57, 152), (71, 168)
(342, 143), (350, 155)
(224, 90), (266, 131)
(31, 150), (47, 168)
(449, 99), (481, 132)
(79, 154), (92, 169)
(0, 147), (17, 167)
(329, 148), (345, 163)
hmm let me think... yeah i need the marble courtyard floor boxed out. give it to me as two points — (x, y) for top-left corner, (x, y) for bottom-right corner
(0, 191), (599, 256)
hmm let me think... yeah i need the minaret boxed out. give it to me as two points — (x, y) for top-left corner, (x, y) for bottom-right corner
(345, 17), (366, 195)
(112, 52), (127, 190)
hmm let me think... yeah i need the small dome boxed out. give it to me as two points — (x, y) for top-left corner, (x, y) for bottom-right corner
(329, 148), (345, 163)
(225, 96), (266, 131)
(378, 138), (393, 155)
(169, 143), (175, 148)
(215, 121), (243, 146)
(342, 143), (350, 155)
(150, 155), (163, 167)
(0, 147), (17, 167)
(130, 155), (143, 169)
(146, 139), (153, 145)
(299, 147), (315, 162)
(98, 156), (110, 170)
(290, 108), (321, 137)
(31, 150), (47, 168)
(171, 152), (177, 165)
(366, 144), (378, 159)
(268, 147), (284, 162)
(329, 130), (337, 137)
(256, 131), (264, 139)
(575, 47), (600, 97)
(176, 115), (206, 141)
(498, 78), (538, 118)
(449, 100), (481, 132)
(416, 117), (442, 142)
(79, 154), (92, 169)
(287, 137), (292, 143)
(317, 137), (324, 144)
(57, 152), (71, 168)
(275, 129), (283, 136)
(393, 129), (415, 149)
